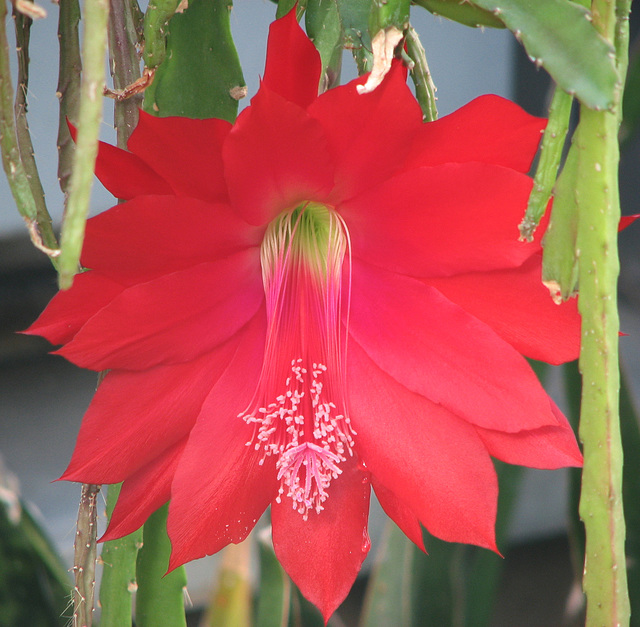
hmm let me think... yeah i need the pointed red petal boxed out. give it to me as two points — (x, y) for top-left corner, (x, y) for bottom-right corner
(127, 111), (231, 203)
(167, 312), (279, 568)
(57, 250), (263, 370)
(272, 455), (371, 623)
(475, 400), (582, 468)
(24, 272), (124, 344)
(60, 333), (242, 484)
(100, 439), (186, 542)
(308, 62), (422, 201)
(341, 163), (539, 278)
(68, 121), (173, 199)
(425, 255), (581, 365)
(372, 479), (425, 551)
(95, 141), (174, 199)
(263, 8), (321, 109)
(619, 214), (640, 230)
(223, 85), (334, 226)
(349, 261), (560, 432)
(80, 196), (261, 281)
(348, 339), (498, 551)
(404, 95), (545, 173)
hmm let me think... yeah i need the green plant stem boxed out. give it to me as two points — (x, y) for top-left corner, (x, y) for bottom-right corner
(256, 528), (290, 627)
(108, 0), (142, 148)
(56, 0), (82, 196)
(540, 141), (579, 301)
(577, 107), (628, 625)
(72, 483), (101, 627)
(98, 484), (142, 627)
(576, 1), (630, 624)
(276, 0), (306, 20)
(519, 84), (572, 241)
(142, 0), (180, 71)
(135, 504), (187, 627)
(405, 26), (437, 122)
(57, 0), (109, 289)
(0, 0), (58, 259)
(203, 540), (252, 627)
(359, 520), (413, 627)
(13, 9), (58, 253)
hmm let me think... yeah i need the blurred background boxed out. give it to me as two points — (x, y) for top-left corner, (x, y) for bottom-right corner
(1, 2), (640, 625)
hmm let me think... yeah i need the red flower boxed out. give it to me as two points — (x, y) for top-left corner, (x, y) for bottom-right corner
(27, 10), (582, 621)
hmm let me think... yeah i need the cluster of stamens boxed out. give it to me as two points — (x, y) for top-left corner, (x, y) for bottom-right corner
(240, 358), (354, 520)
(240, 202), (353, 520)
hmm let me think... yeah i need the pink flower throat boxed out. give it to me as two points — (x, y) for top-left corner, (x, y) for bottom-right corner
(239, 203), (354, 519)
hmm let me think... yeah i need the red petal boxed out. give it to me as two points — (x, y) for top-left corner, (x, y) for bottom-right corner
(404, 95), (545, 173)
(60, 333), (243, 484)
(80, 196), (262, 281)
(96, 142), (174, 199)
(475, 400), (582, 468)
(372, 479), (425, 551)
(348, 339), (498, 550)
(620, 214), (640, 231)
(341, 163), (539, 277)
(24, 272), (124, 345)
(263, 8), (321, 108)
(57, 250), (263, 370)
(349, 261), (560, 432)
(308, 62), (422, 202)
(223, 85), (334, 226)
(68, 121), (173, 199)
(100, 439), (186, 542)
(127, 111), (231, 203)
(272, 455), (371, 623)
(167, 312), (278, 568)
(424, 255), (581, 364)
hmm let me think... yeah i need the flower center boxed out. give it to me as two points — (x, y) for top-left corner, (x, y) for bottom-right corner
(239, 202), (354, 519)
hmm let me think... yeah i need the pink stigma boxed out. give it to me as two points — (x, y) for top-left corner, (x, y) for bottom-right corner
(239, 203), (354, 519)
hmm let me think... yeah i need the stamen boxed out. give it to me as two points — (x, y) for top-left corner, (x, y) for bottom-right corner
(239, 203), (354, 519)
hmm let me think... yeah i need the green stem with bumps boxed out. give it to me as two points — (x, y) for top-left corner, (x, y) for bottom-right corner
(135, 504), (187, 627)
(57, 0), (109, 289)
(405, 26), (437, 122)
(142, 0), (181, 72)
(0, 0), (58, 260)
(577, 103), (629, 627)
(56, 0), (82, 197)
(72, 484), (101, 627)
(520, 84), (572, 241)
(108, 0), (142, 147)
(13, 9), (58, 253)
(576, 0), (630, 623)
(98, 484), (143, 627)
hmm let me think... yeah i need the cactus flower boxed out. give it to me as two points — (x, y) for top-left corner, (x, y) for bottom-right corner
(27, 10), (582, 621)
